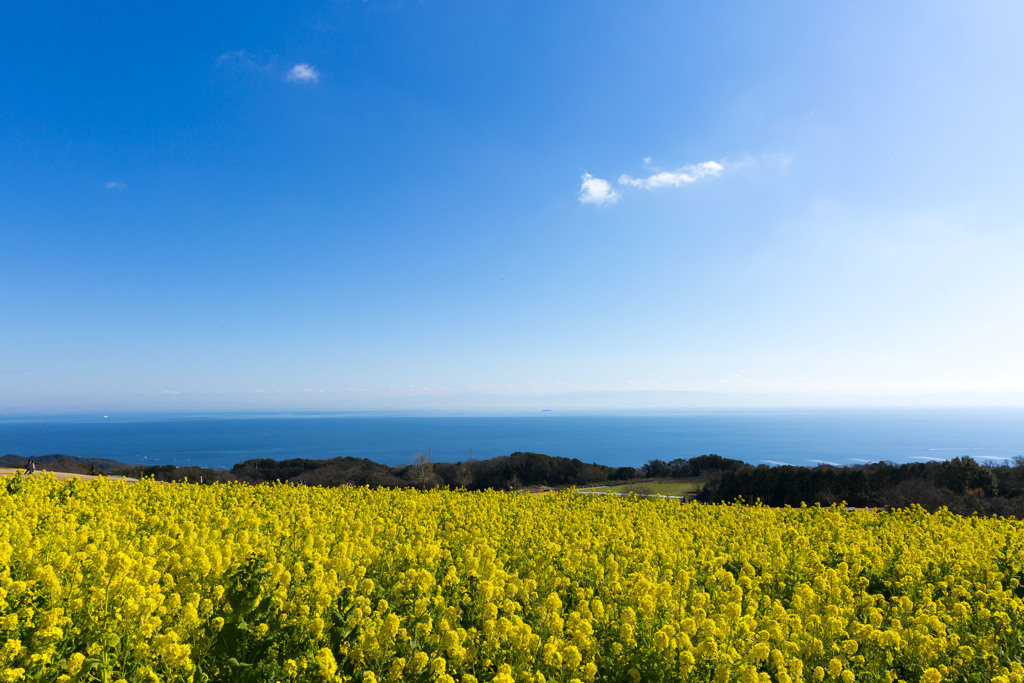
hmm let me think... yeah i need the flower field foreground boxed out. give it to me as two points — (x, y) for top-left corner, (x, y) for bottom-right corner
(2, 474), (1024, 683)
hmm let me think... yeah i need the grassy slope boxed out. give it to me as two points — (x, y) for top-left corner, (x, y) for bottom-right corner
(0, 468), (138, 482)
(583, 479), (703, 497)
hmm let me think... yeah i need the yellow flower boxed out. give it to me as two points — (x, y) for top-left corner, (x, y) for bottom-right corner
(563, 645), (583, 669)
(430, 657), (447, 678)
(410, 651), (430, 674)
(66, 653), (86, 678)
(491, 664), (515, 683)
(828, 659), (844, 679)
(314, 647), (337, 680)
(739, 665), (759, 683)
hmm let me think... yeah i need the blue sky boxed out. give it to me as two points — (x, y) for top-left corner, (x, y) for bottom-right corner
(3, 1), (1024, 412)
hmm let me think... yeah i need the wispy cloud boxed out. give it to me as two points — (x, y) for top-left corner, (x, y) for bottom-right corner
(216, 50), (262, 71)
(619, 160), (724, 189)
(579, 158), (734, 205)
(578, 173), (620, 205)
(286, 63), (320, 83)
(216, 51), (320, 84)
(104, 181), (126, 191)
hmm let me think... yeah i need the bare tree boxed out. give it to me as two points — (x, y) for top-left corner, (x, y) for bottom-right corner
(454, 462), (473, 489)
(409, 451), (440, 489)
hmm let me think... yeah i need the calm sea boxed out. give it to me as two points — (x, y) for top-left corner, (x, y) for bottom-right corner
(1, 409), (1023, 470)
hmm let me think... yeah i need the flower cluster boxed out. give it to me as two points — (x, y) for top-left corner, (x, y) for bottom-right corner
(2, 473), (1023, 682)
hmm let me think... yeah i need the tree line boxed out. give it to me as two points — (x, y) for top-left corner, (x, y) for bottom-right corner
(696, 456), (1024, 516)
(0, 451), (638, 490)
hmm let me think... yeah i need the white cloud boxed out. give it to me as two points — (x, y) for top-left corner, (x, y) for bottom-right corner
(579, 158), (736, 205)
(619, 160), (723, 189)
(286, 63), (319, 83)
(578, 173), (620, 205)
(217, 50), (254, 67)
(216, 52), (321, 85)
(104, 181), (126, 191)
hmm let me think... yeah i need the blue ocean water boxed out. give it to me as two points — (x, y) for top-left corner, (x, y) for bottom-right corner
(1, 409), (1023, 470)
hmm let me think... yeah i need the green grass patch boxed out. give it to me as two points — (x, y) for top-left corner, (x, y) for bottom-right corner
(588, 479), (703, 497)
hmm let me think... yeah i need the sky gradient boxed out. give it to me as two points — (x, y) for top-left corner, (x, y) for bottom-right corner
(3, 1), (1024, 412)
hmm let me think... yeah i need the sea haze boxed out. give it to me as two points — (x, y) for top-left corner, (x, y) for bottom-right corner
(1, 409), (1022, 471)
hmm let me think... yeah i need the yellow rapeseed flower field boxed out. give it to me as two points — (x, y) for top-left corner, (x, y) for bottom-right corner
(2, 472), (1023, 682)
